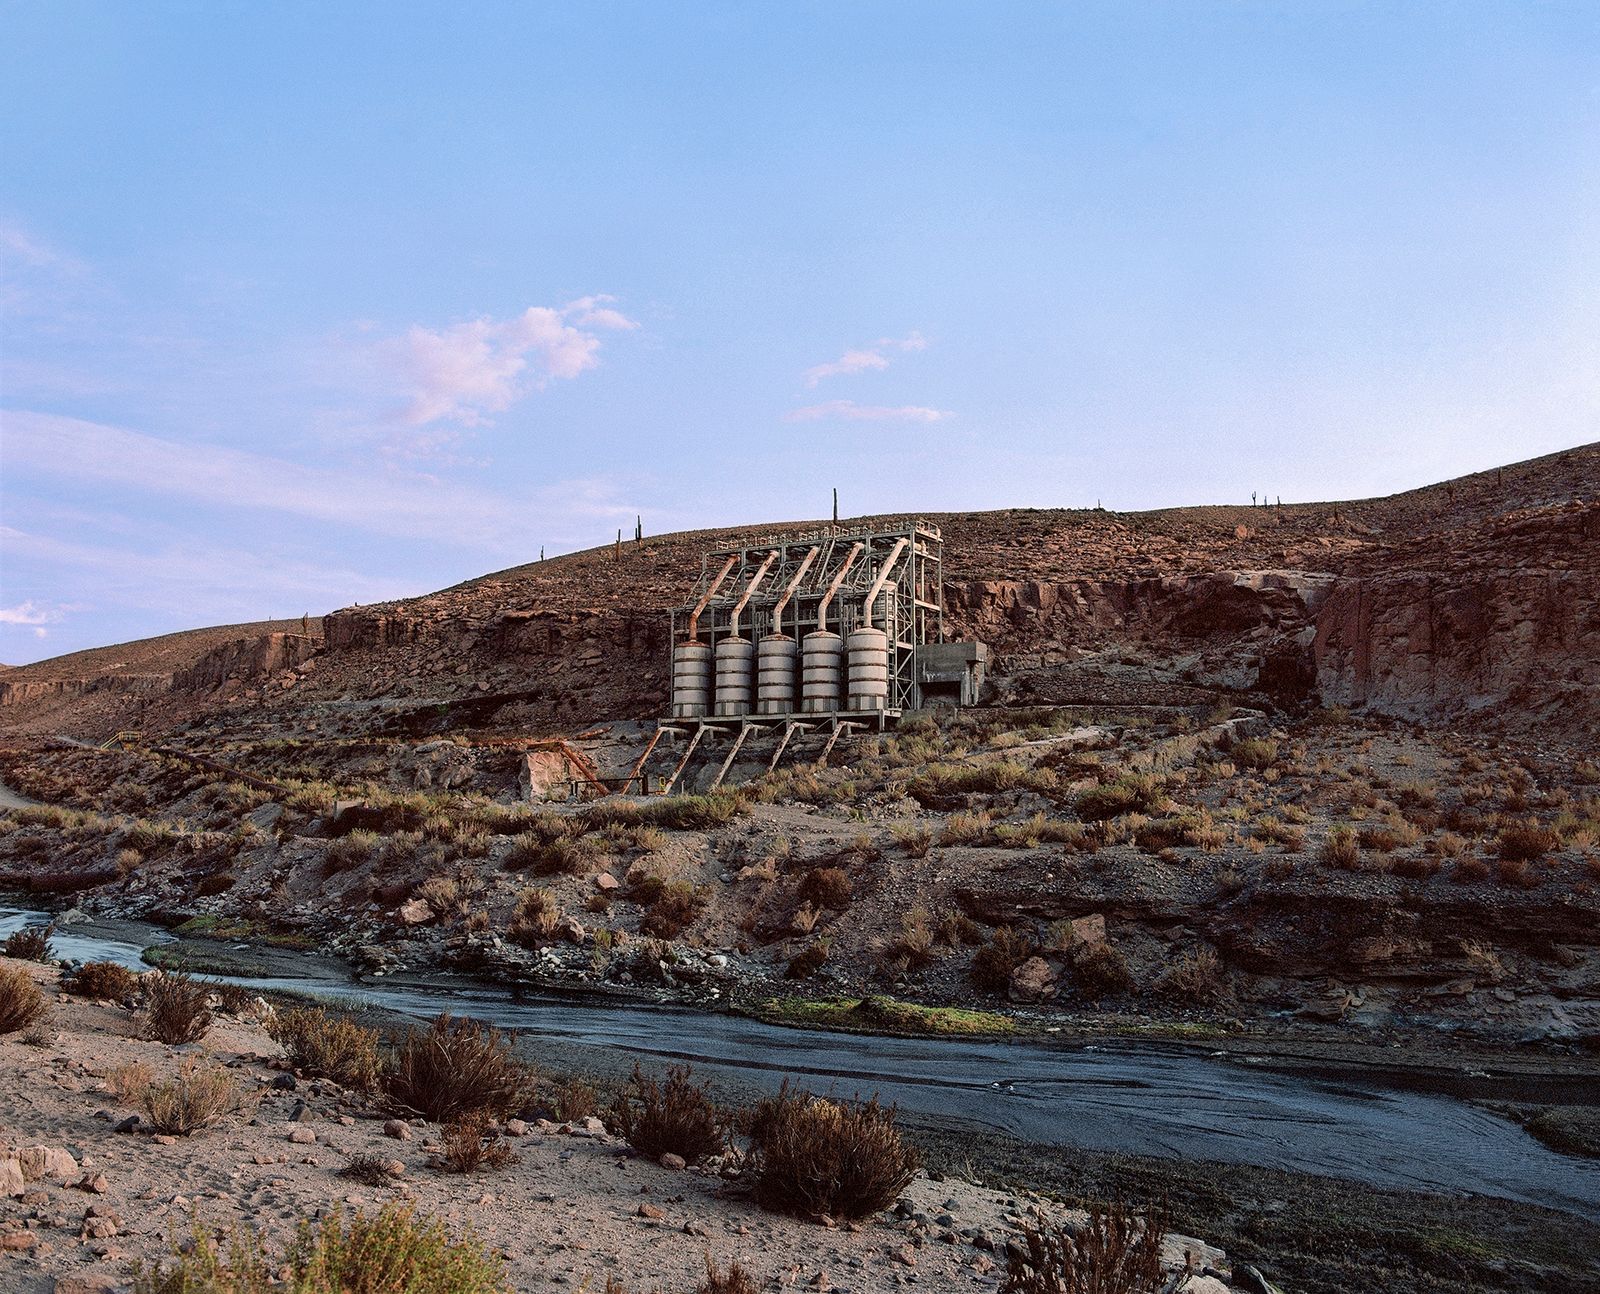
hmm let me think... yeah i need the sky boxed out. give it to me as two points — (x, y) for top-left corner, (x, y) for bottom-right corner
(2, 2), (1597, 664)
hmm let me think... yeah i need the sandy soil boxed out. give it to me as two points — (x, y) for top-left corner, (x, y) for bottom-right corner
(0, 958), (1226, 1294)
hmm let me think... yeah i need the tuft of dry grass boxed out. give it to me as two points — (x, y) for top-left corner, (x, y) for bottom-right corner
(970, 925), (1036, 993)
(1001, 1200), (1174, 1294)
(0, 963), (48, 1035)
(438, 1112), (519, 1173)
(3, 924), (53, 961)
(136, 1057), (253, 1136)
(891, 823), (934, 857)
(1497, 822), (1559, 862)
(63, 960), (140, 1001)
(269, 1006), (384, 1091)
(143, 971), (213, 1044)
(1319, 826), (1360, 870)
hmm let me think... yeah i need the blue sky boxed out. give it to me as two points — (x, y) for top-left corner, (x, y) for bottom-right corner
(2, 2), (1597, 664)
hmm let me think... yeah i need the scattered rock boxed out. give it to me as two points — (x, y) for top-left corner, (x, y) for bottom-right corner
(659, 1153), (686, 1171)
(18, 1146), (79, 1181)
(0, 1159), (23, 1199)
(75, 1173), (110, 1194)
(287, 1127), (316, 1145)
(54, 1273), (124, 1294)
(383, 1120), (412, 1140)
(1007, 956), (1059, 1003)
(398, 898), (434, 926)
(636, 1203), (665, 1220)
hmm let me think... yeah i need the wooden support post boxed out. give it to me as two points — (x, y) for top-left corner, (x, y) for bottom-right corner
(710, 723), (757, 790)
(767, 720), (802, 771)
(815, 719), (856, 767)
(622, 727), (667, 793)
(659, 725), (706, 796)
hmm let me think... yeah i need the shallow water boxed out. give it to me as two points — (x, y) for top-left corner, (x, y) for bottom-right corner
(6, 903), (1598, 1220)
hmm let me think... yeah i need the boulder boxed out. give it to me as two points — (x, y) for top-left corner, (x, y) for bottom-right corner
(0, 1158), (23, 1198)
(398, 898), (433, 926)
(18, 1145), (78, 1181)
(1008, 956), (1059, 1003)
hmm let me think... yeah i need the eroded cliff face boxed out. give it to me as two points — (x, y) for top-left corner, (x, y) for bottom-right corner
(1313, 503), (1600, 733)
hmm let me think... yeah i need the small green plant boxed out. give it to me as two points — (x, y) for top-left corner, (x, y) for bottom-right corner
(132, 1203), (509, 1294)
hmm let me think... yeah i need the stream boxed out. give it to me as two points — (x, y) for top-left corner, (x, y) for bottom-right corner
(5, 903), (1599, 1222)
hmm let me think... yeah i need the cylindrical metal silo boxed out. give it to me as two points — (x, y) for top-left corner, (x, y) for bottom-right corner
(756, 633), (798, 715)
(801, 630), (844, 713)
(671, 641), (713, 718)
(846, 626), (890, 711)
(714, 635), (755, 716)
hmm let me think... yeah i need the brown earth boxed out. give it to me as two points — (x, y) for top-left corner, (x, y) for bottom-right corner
(0, 442), (1595, 745)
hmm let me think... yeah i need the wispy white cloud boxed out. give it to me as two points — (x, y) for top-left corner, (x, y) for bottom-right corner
(803, 331), (927, 386)
(0, 221), (86, 276)
(785, 399), (952, 424)
(379, 297), (638, 428)
(0, 410), (635, 553)
(0, 600), (66, 639)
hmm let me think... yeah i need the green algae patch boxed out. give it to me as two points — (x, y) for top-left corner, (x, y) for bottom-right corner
(752, 995), (1018, 1038)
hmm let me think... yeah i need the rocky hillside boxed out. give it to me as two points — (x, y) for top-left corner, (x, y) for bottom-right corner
(1, 442), (1595, 743)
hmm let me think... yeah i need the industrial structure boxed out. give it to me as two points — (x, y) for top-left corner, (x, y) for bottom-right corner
(666, 521), (986, 728)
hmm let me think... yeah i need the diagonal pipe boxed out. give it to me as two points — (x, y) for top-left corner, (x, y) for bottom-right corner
(686, 555), (737, 642)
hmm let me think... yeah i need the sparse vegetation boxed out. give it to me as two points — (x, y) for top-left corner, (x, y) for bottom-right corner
(132, 1203), (509, 1294)
(269, 1006), (385, 1091)
(748, 1082), (919, 1220)
(439, 1111), (519, 1173)
(386, 1014), (531, 1122)
(0, 963), (48, 1034)
(611, 1063), (725, 1162)
(62, 959), (141, 1000)
(971, 925), (1036, 993)
(143, 971), (213, 1044)
(135, 1057), (252, 1135)
(1001, 1200), (1173, 1294)
(3, 923), (54, 960)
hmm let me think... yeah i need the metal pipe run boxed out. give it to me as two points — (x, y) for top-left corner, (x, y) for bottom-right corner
(816, 542), (864, 633)
(728, 550), (778, 636)
(861, 537), (909, 628)
(771, 546), (819, 623)
(686, 555), (737, 641)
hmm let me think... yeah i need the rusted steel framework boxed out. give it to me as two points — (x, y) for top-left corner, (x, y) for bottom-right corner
(668, 522), (943, 720)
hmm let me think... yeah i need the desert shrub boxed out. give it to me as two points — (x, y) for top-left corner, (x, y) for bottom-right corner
(1497, 822), (1559, 862)
(144, 971), (213, 1044)
(610, 1063), (726, 1162)
(323, 829), (379, 876)
(892, 823), (934, 857)
(970, 925), (1036, 992)
(1072, 942), (1135, 999)
(1496, 857), (1538, 889)
(137, 1057), (252, 1135)
(993, 812), (1086, 850)
(1000, 1200), (1170, 1294)
(0, 963), (47, 1034)
(748, 1082), (918, 1220)
(63, 960), (140, 1001)
(1229, 738), (1279, 771)
(939, 809), (994, 845)
(338, 1155), (395, 1187)
(1319, 826), (1360, 869)
(1074, 775), (1163, 822)
(1156, 948), (1227, 1004)
(1453, 856), (1491, 883)
(1359, 819), (1422, 851)
(786, 940), (829, 979)
(508, 887), (560, 947)
(438, 1111), (518, 1173)
(549, 1074), (599, 1122)
(697, 1257), (759, 1294)
(1390, 854), (1443, 880)
(109, 1060), (155, 1103)
(269, 1006), (385, 1091)
(882, 906), (937, 971)
(641, 883), (705, 939)
(505, 832), (599, 876)
(3, 923), (53, 961)
(133, 1203), (508, 1294)
(386, 1014), (531, 1122)
(937, 912), (986, 946)
(798, 866), (853, 910)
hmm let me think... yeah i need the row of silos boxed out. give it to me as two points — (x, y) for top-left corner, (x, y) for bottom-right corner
(671, 626), (889, 719)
